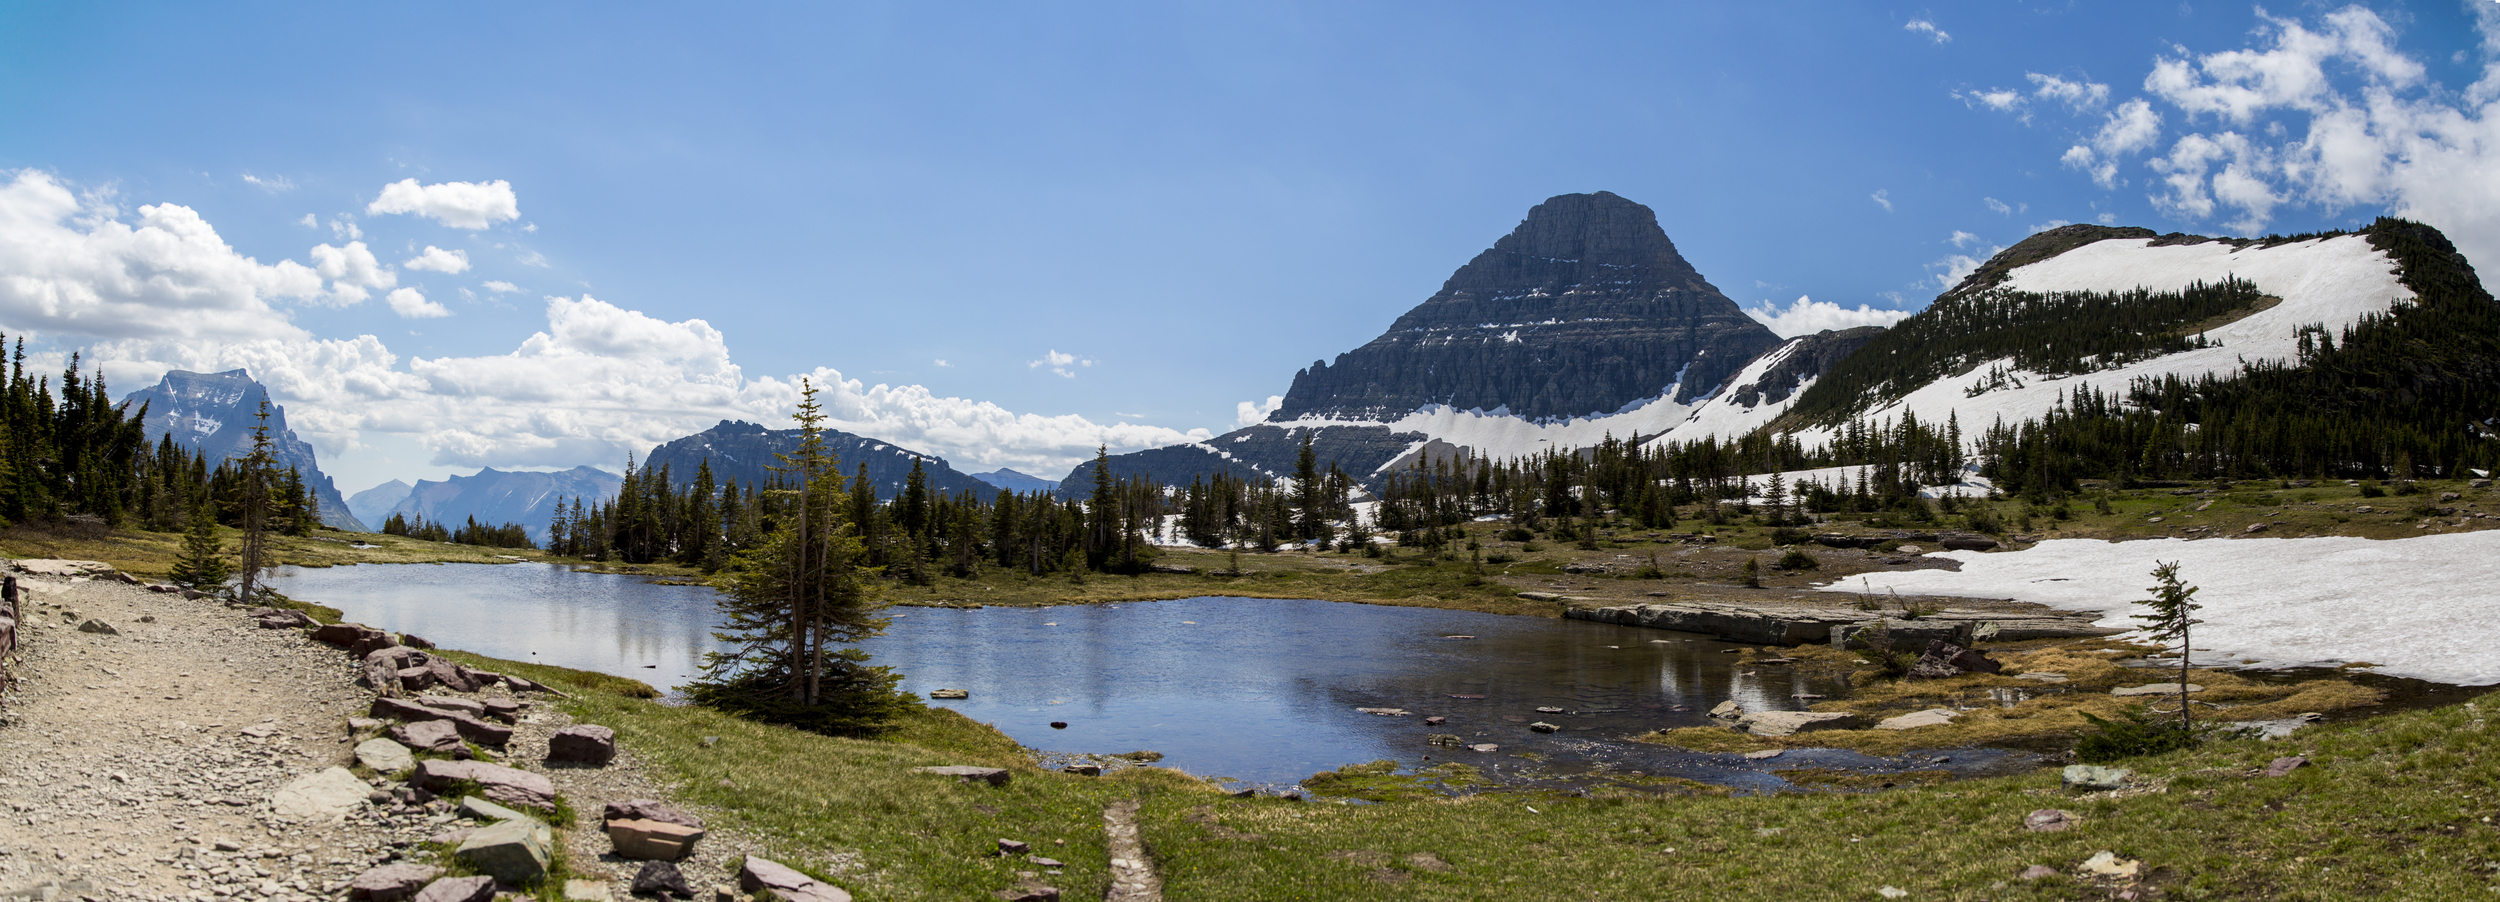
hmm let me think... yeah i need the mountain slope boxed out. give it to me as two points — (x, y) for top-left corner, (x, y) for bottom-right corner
(118, 369), (366, 532)
(970, 468), (1059, 493)
(643, 420), (993, 500)
(387, 466), (622, 544)
(347, 479), (412, 526)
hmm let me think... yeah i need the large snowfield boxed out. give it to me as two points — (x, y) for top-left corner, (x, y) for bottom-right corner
(1827, 531), (2500, 686)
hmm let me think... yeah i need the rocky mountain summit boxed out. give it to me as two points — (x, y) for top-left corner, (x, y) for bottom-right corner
(644, 420), (993, 500)
(1272, 191), (1781, 423)
(119, 369), (366, 532)
(384, 466), (624, 544)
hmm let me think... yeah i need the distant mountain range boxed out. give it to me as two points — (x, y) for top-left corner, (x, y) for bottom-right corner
(643, 420), (993, 500)
(970, 468), (1058, 493)
(119, 369), (366, 532)
(374, 466), (622, 544)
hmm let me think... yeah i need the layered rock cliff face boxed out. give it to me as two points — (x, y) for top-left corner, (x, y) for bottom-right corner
(1271, 191), (1782, 423)
(119, 369), (367, 532)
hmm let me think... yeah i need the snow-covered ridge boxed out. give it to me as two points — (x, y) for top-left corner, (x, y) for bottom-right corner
(1797, 234), (2412, 448)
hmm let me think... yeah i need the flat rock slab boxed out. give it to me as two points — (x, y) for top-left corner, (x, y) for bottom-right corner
(355, 737), (416, 773)
(2024, 809), (2078, 832)
(15, 560), (114, 577)
(460, 796), (529, 823)
(455, 817), (554, 883)
(347, 863), (441, 901)
(548, 724), (617, 765)
(1735, 711), (1860, 737)
(410, 875), (497, 902)
(2265, 756), (2310, 777)
(1875, 709), (1960, 731)
(391, 719), (464, 754)
(740, 856), (853, 902)
(271, 766), (371, 822)
(413, 759), (557, 810)
(603, 798), (704, 829)
(2112, 683), (2205, 697)
(914, 765), (1010, 787)
(607, 817), (704, 861)
(373, 696), (514, 746)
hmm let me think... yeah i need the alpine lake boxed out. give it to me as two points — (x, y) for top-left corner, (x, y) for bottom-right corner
(265, 561), (2044, 795)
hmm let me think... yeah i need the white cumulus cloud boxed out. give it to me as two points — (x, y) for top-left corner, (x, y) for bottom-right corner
(1236, 395), (1284, 428)
(1029, 349), (1094, 378)
(1904, 19), (1950, 45)
(307, 241), (395, 305)
(0, 170), (321, 342)
(404, 246), (470, 274)
(1743, 296), (1913, 338)
(482, 280), (521, 294)
(367, 178), (520, 230)
(385, 287), (451, 319)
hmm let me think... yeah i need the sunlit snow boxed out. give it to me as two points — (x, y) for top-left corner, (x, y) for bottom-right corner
(1825, 532), (2500, 685)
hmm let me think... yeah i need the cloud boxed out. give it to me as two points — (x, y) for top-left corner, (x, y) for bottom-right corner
(242, 173), (294, 192)
(1870, 189), (1894, 212)
(1904, 18), (1950, 44)
(1948, 230), (1984, 248)
(2063, 99), (2166, 188)
(307, 241), (395, 304)
(482, 280), (522, 294)
(1926, 244), (2005, 291)
(403, 245), (470, 274)
(385, 287), (451, 319)
(1984, 197), (2013, 216)
(514, 249), (548, 268)
(1956, 88), (2025, 112)
(1028, 349), (1094, 378)
(1743, 296), (1914, 338)
(2027, 73), (2111, 111)
(328, 217), (361, 241)
(1236, 395), (1284, 427)
(295, 213), (317, 229)
(366, 178), (520, 230)
(2, 174), (1207, 477)
(0, 170), (320, 342)
(933, 358), (952, 367)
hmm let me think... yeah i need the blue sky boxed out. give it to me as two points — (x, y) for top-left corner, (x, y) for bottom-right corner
(1, 1), (2493, 492)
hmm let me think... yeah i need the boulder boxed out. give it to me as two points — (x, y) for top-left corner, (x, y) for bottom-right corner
(1874, 709), (1960, 731)
(412, 759), (557, 810)
(548, 724), (617, 765)
(271, 766), (372, 821)
(603, 798), (704, 829)
(608, 818), (705, 861)
(2061, 765), (2131, 791)
(631, 861), (694, 899)
(1528, 722), (1560, 733)
(390, 720), (464, 755)
(1734, 711), (1859, 737)
(998, 838), (1031, 855)
(2264, 756), (2309, 777)
(75, 618), (118, 635)
(738, 857), (851, 902)
(401, 632), (437, 649)
(2023, 809), (2078, 833)
(460, 796), (530, 823)
(373, 697), (515, 746)
(355, 737), (417, 773)
(411, 875), (498, 902)
(913, 765), (1010, 787)
(418, 695), (487, 716)
(1707, 700), (1744, 719)
(455, 817), (554, 883)
(482, 698), (524, 723)
(315, 622), (394, 656)
(346, 863), (441, 901)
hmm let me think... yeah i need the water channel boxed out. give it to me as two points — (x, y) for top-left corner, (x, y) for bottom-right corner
(266, 562), (2038, 791)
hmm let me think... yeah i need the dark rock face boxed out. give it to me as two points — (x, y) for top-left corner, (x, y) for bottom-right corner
(1271, 192), (1781, 423)
(119, 369), (367, 532)
(386, 465), (620, 545)
(1717, 327), (1887, 410)
(644, 420), (993, 501)
(1057, 424), (1427, 498)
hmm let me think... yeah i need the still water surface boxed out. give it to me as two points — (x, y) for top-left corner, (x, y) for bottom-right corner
(269, 562), (2020, 789)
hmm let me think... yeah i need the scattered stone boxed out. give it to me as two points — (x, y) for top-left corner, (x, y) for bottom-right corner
(1875, 709), (1960, 731)
(999, 838), (1031, 855)
(1708, 700), (1744, 719)
(455, 816), (555, 883)
(271, 766), (373, 821)
(75, 618), (118, 635)
(482, 697), (524, 722)
(2078, 850), (2141, 879)
(2264, 756), (2310, 777)
(1528, 721), (1560, 733)
(1742, 749), (1784, 760)
(347, 863), (442, 901)
(1734, 711), (1860, 737)
(2244, 523), (2270, 534)
(410, 875), (497, 902)
(548, 724), (618, 765)
(2111, 683), (2204, 697)
(2024, 809), (2079, 833)
(1533, 706), (1565, 714)
(914, 765), (1011, 786)
(929, 688), (969, 699)
(608, 818), (705, 861)
(2018, 865), (2058, 880)
(1877, 888), (1908, 899)
(564, 878), (616, 901)
(632, 860), (695, 899)
(1427, 734), (1464, 747)
(1467, 743), (1499, 753)
(356, 736), (417, 772)
(1032, 856), (1065, 868)
(1061, 764), (1102, 776)
(418, 695), (487, 716)
(2061, 765), (2131, 791)
(392, 719), (465, 754)
(1355, 707), (1411, 716)
(2015, 672), (2071, 683)
(413, 759), (558, 809)
(1422, 715), (1446, 726)
(2229, 713), (2324, 740)
(1907, 640), (2001, 679)
(738, 856), (852, 902)
(373, 695), (515, 745)
(461, 795), (530, 823)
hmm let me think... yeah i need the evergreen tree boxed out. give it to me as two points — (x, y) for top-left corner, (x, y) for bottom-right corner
(2139, 561), (2204, 733)
(234, 400), (277, 605)
(167, 494), (232, 594)
(688, 379), (910, 736)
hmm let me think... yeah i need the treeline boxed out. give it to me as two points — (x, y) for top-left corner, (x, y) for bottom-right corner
(379, 512), (535, 549)
(0, 342), (321, 535)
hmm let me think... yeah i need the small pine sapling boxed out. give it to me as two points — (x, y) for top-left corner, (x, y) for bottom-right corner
(2138, 560), (2203, 732)
(1741, 556), (1761, 588)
